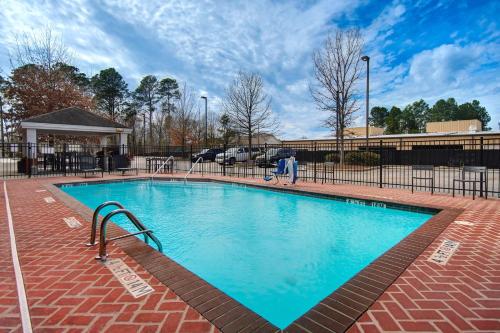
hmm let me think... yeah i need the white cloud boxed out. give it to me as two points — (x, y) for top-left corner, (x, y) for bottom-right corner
(0, 0), (141, 78)
(372, 42), (500, 120)
(0, 0), (498, 138)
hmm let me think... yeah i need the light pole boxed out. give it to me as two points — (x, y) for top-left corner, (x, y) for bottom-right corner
(200, 96), (208, 147)
(335, 90), (339, 152)
(361, 55), (370, 151)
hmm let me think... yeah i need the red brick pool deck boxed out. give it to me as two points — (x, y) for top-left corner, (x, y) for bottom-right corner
(1, 174), (499, 333)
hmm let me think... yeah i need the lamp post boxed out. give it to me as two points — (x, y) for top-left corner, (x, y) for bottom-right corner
(335, 90), (339, 152)
(361, 55), (370, 151)
(200, 96), (208, 147)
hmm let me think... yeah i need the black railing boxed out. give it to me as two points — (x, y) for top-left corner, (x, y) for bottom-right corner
(1, 138), (499, 197)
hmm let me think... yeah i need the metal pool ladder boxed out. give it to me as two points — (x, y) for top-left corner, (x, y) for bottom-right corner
(184, 156), (203, 182)
(87, 201), (163, 261)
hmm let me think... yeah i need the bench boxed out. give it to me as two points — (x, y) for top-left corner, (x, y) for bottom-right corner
(116, 167), (138, 176)
(82, 168), (104, 178)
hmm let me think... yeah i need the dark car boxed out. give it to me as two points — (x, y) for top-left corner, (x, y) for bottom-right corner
(191, 148), (224, 162)
(255, 148), (296, 167)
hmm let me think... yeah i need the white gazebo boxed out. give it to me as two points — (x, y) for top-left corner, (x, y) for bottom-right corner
(20, 107), (132, 156)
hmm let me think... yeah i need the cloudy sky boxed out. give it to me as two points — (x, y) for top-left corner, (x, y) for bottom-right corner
(0, 0), (498, 138)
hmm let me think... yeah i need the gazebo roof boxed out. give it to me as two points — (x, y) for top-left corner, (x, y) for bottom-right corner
(21, 107), (132, 135)
(24, 107), (128, 128)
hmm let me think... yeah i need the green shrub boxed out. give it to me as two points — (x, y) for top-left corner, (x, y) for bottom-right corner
(344, 151), (380, 166)
(324, 153), (340, 163)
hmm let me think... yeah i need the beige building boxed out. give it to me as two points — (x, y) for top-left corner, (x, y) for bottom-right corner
(232, 133), (281, 145)
(283, 119), (499, 150)
(426, 119), (482, 133)
(345, 127), (384, 137)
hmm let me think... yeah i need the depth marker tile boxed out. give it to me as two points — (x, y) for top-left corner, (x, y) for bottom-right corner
(44, 197), (55, 203)
(454, 220), (474, 226)
(428, 239), (460, 265)
(63, 217), (82, 228)
(105, 258), (154, 298)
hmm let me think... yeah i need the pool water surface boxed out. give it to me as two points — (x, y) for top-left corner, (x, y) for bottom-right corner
(62, 180), (432, 329)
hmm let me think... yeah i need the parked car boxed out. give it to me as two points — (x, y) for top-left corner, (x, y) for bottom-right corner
(250, 147), (263, 159)
(255, 148), (296, 167)
(215, 147), (246, 165)
(215, 147), (264, 165)
(191, 148), (224, 162)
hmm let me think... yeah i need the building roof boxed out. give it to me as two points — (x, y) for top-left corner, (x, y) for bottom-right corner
(23, 107), (128, 129)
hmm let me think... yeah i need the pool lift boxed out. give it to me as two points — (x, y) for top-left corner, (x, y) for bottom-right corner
(86, 201), (163, 261)
(184, 156), (203, 183)
(150, 155), (175, 183)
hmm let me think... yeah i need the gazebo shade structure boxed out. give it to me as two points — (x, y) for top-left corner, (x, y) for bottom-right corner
(20, 107), (132, 155)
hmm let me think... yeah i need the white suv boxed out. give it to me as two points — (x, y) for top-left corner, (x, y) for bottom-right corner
(215, 147), (250, 165)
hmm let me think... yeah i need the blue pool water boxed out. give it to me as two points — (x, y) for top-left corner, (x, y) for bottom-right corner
(62, 180), (432, 328)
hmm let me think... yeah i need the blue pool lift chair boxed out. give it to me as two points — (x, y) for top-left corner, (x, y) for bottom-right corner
(264, 159), (287, 184)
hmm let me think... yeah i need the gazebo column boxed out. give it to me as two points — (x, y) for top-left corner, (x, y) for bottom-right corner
(23, 128), (38, 158)
(118, 133), (128, 155)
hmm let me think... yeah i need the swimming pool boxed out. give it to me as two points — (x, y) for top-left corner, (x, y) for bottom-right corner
(62, 180), (433, 329)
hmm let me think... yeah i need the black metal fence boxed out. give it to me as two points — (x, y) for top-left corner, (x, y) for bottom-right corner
(1, 137), (499, 197)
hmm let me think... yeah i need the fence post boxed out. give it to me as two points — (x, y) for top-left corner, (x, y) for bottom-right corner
(27, 143), (32, 178)
(264, 143), (268, 178)
(190, 145), (193, 171)
(332, 161), (335, 184)
(313, 142), (317, 183)
(63, 143), (67, 177)
(223, 144), (226, 176)
(379, 140), (383, 188)
(480, 136), (484, 197)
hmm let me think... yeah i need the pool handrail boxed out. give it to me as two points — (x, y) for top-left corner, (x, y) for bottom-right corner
(95, 208), (163, 261)
(184, 156), (203, 181)
(86, 201), (124, 246)
(151, 155), (174, 180)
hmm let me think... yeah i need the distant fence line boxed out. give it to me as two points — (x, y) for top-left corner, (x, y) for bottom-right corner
(1, 137), (499, 197)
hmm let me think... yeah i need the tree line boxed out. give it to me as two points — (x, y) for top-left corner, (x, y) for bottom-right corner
(0, 30), (278, 148)
(370, 98), (491, 134)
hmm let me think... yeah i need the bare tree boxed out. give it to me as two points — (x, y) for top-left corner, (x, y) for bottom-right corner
(223, 71), (278, 155)
(10, 28), (70, 71)
(310, 29), (363, 163)
(172, 83), (196, 148)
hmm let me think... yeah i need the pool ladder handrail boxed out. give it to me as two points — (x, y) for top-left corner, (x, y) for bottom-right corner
(184, 156), (203, 181)
(151, 155), (175, 180)
(87, 201), (163, 261)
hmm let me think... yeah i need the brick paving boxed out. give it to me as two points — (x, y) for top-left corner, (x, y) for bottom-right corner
(1, 174), (500, 332)
(206, 175), (500, 333)
(0, 186), (22, 332)
(2, 177), (218, 333)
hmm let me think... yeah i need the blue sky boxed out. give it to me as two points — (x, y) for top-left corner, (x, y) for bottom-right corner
(0, 0), (499, 138)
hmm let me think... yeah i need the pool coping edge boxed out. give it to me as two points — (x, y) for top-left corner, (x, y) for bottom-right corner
(47, 177), (463, 333)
